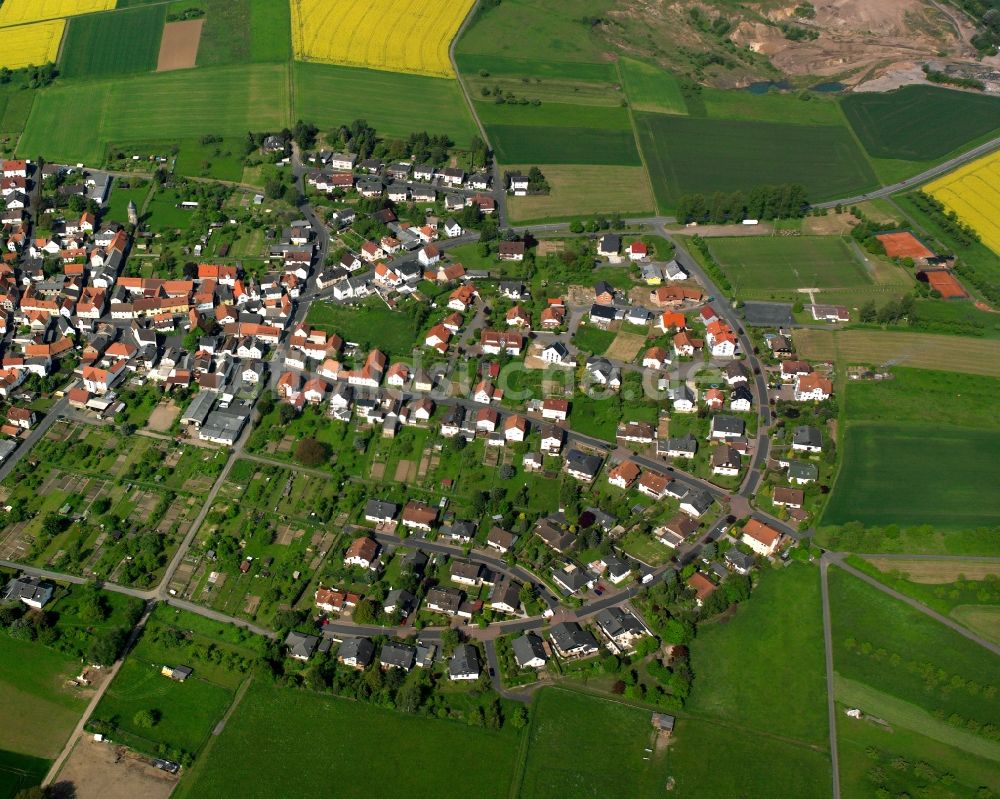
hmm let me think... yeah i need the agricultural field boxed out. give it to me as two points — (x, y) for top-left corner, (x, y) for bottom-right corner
(59, 4), (165, 78)
(706, 236), (871, 297)
(842, 86), (1000, 162)
(0, 749), (49, 799)
(18, 63), (291, 164)
(828, 567), (1000, 771)
(506, 165), (654, 222)
(635, 112), (878, 211)
(793, 329), (1000, 377)
(294, 62), (477, 145)
(925, 151), (1000, 256)
(618, 57), (687, 115)
(174, 682), (521, 799)
(697, 88), (845, 126)
(0, 0), (113, 25)
(516, 688), (670, 799)
(291, 0), (472, 77)
(490, 124), (641, 166)
(195, 0), (291, 68)
(0, 87), (36, 147)
(0, 20), (65, 70)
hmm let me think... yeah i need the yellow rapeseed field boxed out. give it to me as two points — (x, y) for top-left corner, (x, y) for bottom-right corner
(926, 151), (1000, 256)
(0, 20), (65, 69)
(0, 0), (115, 27)
(290, 0), (474, 78)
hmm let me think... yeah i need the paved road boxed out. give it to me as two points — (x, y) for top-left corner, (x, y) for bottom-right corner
(818, 555), (842, 799)
(826, 552), (1000, 656)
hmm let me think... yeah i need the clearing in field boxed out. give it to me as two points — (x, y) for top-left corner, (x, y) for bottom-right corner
(290, 0), (473, 78)
(0, 0), (113, 26)
(60, 4), (165, 78)
(842, 86), (1000, 162)
(823, 423), (1000, 528)
(0, 20), (65, 71)
(174, 682), (520, 799)
(517, 688), (670, 799)
(792, 328), (1000, 377)
(157, 19), (203, 72)
(634, 112), (878, 211)
(505, 165), (654, 222)
(925, 151), (1000, 256)
(706, 236), (870, 297)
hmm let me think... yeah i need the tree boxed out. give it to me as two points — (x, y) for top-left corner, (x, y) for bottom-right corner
(352, 599), (378, 625)
(295, 438), (330, 467)
(87, 628), (126, 666)
(278, 403), (298, 424)
(133, 709), (159, 728)
(77, 583), (109, 624)
(510, 706), (529, 729)
(859, 300), (877, 323)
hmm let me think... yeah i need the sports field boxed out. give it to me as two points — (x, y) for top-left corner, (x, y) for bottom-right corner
(618, 57), (687, 115)
(635, 112), (878, 210)
(793, 329), (1000, 377)
(294, 62), (478, 145)
(291, 0), (472, 77)
(174, 682), (521, 799)
(823, 423), (1000, 528)
(0, 0), (113, 25)
(517, 689), (671, 798)
(506, 165), (654, 222)
(60, 4), (165, 78)
(707, 236), (870, 295)
(925, 151), (1000, 256)
(0, 20), (65, 70)
(842, 85), (1000, 161)
(18, 63), (291, 164)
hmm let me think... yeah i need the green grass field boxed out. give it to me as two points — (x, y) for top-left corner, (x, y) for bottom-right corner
(635, 112), (878, 210)
(174, 136), (247, 182)
(829, 567), (1000, 746)
(0, 636), (88, 759)
(505, 164), (654, 223)
(175, 682), (521, 799)
(60, 5), (166, 79)
(18, 64), (291, 165)
(295, 62), (478, 146)
(842, 86), (1000, 161)
(0, 88), (35, 142)
(618, 58), (687, 115)
(686, 563), (829, 746)
(0, 749), (49, 799)
(517, 689), (670, 798)
(707, 236), (870, 295)
(475, 100), (633, 129)
(490, 124), (641, 166)
(306, 300), (419, 357)
(823, 423), (1000, 528)
(249, 0), (291, 62)
(456, 55), (618, 83)
(699, 87), (845, 126)
(665, 717), (832, 798)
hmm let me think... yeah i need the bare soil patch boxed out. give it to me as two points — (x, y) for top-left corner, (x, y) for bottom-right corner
(605, 330), (647, 362)
(803, 215), (859, 236)
(536, 240), (565, 256)
(370, 461), (385, 480)
(394, 459), (416, 482)
(863, 556), (1000, 583)
(145, 401), (179, 432)
(55, 735), (177, 799)
(156, 19), (203, 72)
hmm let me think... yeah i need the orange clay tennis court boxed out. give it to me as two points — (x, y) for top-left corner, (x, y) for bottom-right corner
(876, 231), (934, 260)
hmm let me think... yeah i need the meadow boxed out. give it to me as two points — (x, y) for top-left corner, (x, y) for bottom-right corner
(823, 423), (1000, 528)
(516, 688), (670, 799)
(619, 57), (687, 115)
(686, 564), (828, 746)
(294, 62), (478, 145)
(842, 85), (1000, 161)
(506, 165), (654, 223)
(635, 112), (878, 210)
(0, 749), (49, 799)
(0, 635), (88, 759)
(291, 0), (472, 77)
(698, 87), (844, 126)
(18, 63), (291, 164)
(174, 682), (522, 799)
(706, 236), (870, 296)
(475, 101), (633, 129)
(0, 21), (65, 70)
(926, 150), (1000, 256)
(489, 124), (641, 166)
(306, 299), (419, 357)
(59, 4), (165, 78)
(829, 567), (1000, 763)
(196, 0), (291, 68)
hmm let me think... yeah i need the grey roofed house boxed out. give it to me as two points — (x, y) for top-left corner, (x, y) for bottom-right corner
(565, 449), (602, 480)
(0, 440), (17, 464)
(551, 567), (592, 595)
(3, 575), (54, 608)
(664, 259), (687, 280)
(724, 361), (748, 382)
(725, 549), (754, 574)
(588, 304), (618, 325)
(199, 408), (249, 445)
(380, 640), (416, 671)
(383, 588), (416, 615)
(731, 384), (754, 406)
(285, 631), (320, 660)
(489, 576), (521, 612)
(595, 606), (647, 641)
(448, 644), (481, 680)
(426, 586), (464, 615)
(535, 518), (575, 553)
(512, 632), (548, 668)
(792, 425), (823, 450)
(709, 562), (729, 582)
(661, 433), (697, 457)
(584, 507), (616, 533)
(338, 637), (375, 668)
(598, 234), (620, 255)
(170, 665), (193, 681)
(544, 340), (570, 360)
(602, 554), (632, 582)
(399, 549), (428, 576)
(439, 519), (476, 541)
(789, 461), (819, 482)
(364, 498), (399, 522)
(680, 489), (715, 517)
(548, 621), (600, 657)
(181, 391), (215, 427)
(710, 414), (745, 438)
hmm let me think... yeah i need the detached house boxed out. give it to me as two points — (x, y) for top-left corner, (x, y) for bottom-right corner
(741, 519), (783, 557)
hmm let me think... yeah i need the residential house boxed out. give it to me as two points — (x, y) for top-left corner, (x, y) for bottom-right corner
(741, 519), (783, 557)
(344, 536), (380, 569)
(549, 621), (600, 658)
(338, 637), (375, 669)
(448, 644), (481, 681)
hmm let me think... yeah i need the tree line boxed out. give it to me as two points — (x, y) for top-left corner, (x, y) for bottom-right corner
(674, 183), (809, 224)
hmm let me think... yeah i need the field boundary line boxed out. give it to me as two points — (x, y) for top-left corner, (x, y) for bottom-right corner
(819, 555), (842, 799)
(449, 0), (490, 147)
(615, 59), (658, 217)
